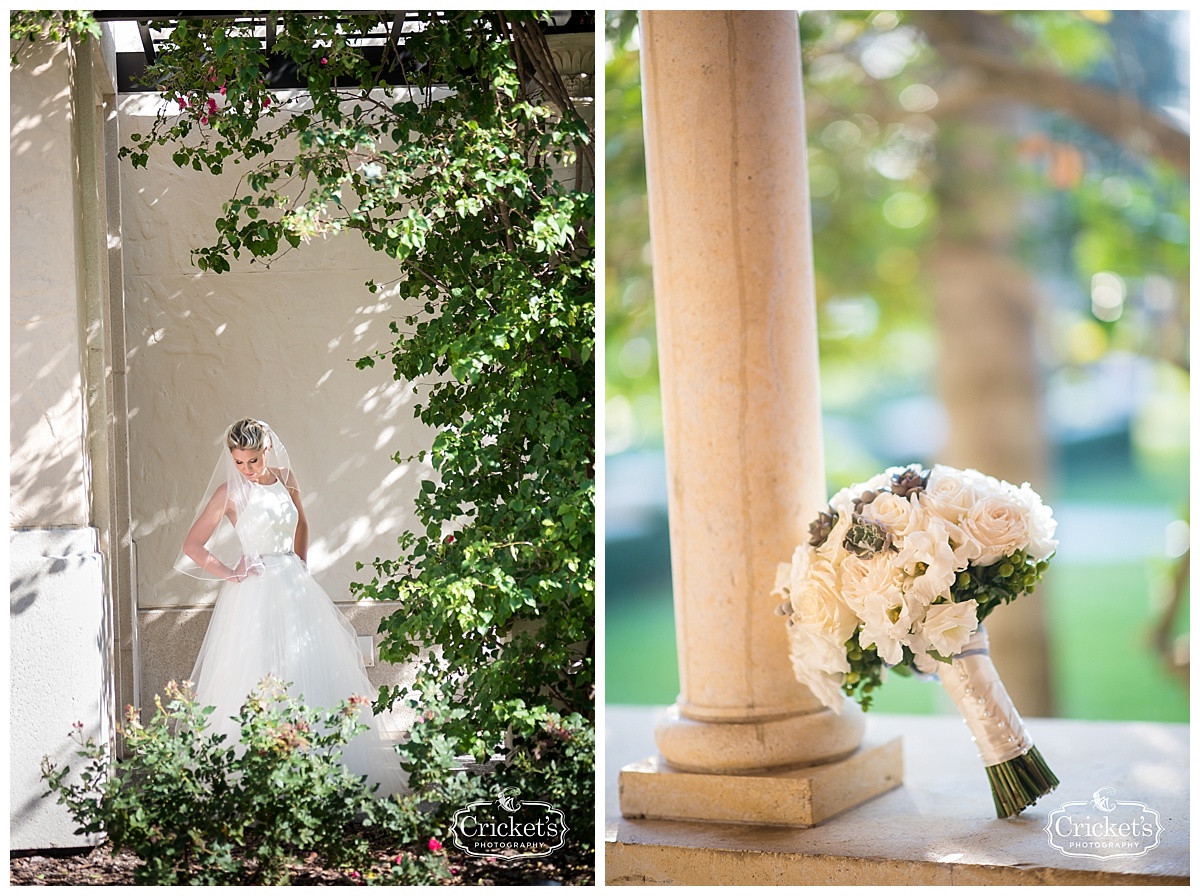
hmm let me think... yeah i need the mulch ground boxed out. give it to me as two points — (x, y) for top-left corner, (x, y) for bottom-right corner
(10, 839), (594, 886)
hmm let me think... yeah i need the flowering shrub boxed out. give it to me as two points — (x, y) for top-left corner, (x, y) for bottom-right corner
(373, 837), (452, 886)
(41, 678), (425, 885)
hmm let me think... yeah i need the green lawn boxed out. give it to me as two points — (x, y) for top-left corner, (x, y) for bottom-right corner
(605, 559), (1189, 722)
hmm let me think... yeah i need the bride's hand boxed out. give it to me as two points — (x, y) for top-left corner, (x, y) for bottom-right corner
(228, 556), (263, 582)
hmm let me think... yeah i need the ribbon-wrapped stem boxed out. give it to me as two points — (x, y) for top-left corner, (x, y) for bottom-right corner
(938, 625), (1059, 818)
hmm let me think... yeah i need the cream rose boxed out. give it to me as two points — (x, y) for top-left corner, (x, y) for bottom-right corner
(787, 620), (850, 711)
(921, 464), (980, 525)
(861, 491), (927, 543)
(962, 492), (1029, 566)
(1010, 482), (1059, 561)
(790, 555), (859, 644)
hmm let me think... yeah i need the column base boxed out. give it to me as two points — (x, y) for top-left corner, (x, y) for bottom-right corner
(655, 700), (867, 773)
(619, 734), (903, 827)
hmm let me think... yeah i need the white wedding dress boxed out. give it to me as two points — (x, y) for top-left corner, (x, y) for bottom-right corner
(189, 476), (407, 797)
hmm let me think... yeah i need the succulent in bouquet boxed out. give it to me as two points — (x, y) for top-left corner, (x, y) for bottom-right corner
(774, 464), (1059, 818)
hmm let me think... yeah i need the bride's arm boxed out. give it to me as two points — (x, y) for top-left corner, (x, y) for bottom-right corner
(282, 468), (309, 566)
(183, 484), (240, 580)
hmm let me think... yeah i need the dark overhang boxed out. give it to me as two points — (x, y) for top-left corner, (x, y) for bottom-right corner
(90, 11), (596, 93)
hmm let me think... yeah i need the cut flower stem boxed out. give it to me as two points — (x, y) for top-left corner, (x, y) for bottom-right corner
(986, 746), (1059, 818)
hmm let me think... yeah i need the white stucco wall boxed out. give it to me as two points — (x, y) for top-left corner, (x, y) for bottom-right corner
(118, 93), (437, 611)
(10, 38), (89, 529)
(10, 529), (108, 850)
(10, 37), (110, 849)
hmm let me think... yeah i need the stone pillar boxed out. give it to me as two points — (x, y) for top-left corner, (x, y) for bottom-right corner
(619, 10), (902, 825)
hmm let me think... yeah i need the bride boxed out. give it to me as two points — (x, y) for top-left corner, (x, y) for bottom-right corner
(177, 417), (406, 797)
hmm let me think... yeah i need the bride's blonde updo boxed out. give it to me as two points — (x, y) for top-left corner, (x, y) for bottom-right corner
(226, 418), (270, 452)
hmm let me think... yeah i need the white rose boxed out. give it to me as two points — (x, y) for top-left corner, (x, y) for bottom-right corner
(938, 516), (983, 570)
(787, 620), (850, 712)
(1010, 482), (1058, 561)
(861, 491), (927, 543)
(828, 486), (857, 518)
(829, 470), (893, 520)
(782, 542), (816, 590)
(920, 464), (979, 525)
(790, 555), (859, 644)
(962, 492), (1029, 566)
(964, 468), (1003, 497)
(918, 599), (980, 658)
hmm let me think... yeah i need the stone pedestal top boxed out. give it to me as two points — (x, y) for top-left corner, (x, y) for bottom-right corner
(606, 706), (1189, 885)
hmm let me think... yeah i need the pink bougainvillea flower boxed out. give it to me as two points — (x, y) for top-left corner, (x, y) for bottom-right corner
(219, 84), (227, 95)
(199, 115), (209, 126)
(263, 96), (272, 107)
(428, 837), (442, 852)
(321, 57), (328, 65)
(206, 98), (218, 114)
(178, 96), (189, 108)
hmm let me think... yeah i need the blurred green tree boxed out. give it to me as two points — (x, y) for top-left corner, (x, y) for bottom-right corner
(606, 10), (1188, 713)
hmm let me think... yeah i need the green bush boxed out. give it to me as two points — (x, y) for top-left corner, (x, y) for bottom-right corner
(398, 701), (594, 849)
(374, 837), (452, 886)
(40, 678), (435, 886)
(491, 710), (595, 846)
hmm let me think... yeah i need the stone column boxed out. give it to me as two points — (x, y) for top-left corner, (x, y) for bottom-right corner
(620, 11), (902, 825)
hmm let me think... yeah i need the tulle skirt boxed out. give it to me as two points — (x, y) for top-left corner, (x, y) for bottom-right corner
(190, 554), (407, 797)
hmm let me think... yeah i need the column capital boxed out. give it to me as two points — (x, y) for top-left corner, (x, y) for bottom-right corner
(546, 32), (594, 101)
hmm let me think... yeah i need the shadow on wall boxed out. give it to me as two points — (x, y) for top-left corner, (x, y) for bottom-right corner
(116, 93), (442, 614)
(10, 40), (94, 531)
(128, 279), (439, 609)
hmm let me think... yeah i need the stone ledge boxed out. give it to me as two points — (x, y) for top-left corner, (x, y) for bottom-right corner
(605, 706), (1189, 886)
(619, 736), (903, 826)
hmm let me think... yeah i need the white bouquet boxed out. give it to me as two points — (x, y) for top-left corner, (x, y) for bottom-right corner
(774, 464), (1059, 817)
